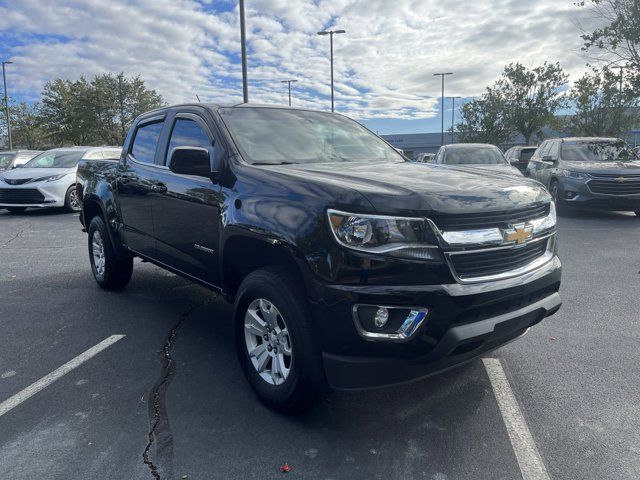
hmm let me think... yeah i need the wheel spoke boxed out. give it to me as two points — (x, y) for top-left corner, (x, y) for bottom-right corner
(245, 310), (267, 336)
(259, 299), (278, 328)
(255, 349), (271, 373)
(248, 342), (267, 359)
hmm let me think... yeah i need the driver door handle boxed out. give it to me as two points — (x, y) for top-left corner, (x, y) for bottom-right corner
(151, 182), (167, 193)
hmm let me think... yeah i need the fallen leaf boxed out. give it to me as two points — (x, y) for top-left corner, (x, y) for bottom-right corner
(280, 463), (291, 473)
(549, 337), (556, 341)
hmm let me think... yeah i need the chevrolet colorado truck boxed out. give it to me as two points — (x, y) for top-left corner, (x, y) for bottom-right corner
(77, 103), (562, 411)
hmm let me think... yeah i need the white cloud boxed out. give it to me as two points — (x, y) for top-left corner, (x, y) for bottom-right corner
(0, 0), (604, 120)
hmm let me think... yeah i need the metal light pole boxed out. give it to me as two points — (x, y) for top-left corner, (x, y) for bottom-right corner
(317, 29), (345, 112)
(612, 65), (626, 93)
(239, 0), (249, 103)
(280, 79), (298, 106)
(433, 72), (453, 146)
(450, 96), (460, 144)
(2, 61), (13, 150)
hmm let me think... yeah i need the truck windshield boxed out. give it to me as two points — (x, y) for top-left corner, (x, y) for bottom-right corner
(23, 150), (86, 168)
(219, 107), (404, 165)
(444, 146), (507, 165)
(561, 140), (638, 162)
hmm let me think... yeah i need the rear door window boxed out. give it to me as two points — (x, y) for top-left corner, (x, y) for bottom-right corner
(131, 121), (164, 164)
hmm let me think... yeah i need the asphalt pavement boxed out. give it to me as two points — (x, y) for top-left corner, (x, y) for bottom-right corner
(0, 207), (638, 479)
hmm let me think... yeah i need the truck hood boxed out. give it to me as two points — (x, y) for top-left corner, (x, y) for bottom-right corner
(1, 167), (74, 181)
(561, 160), (640, 174)
(272, 161), (549, 215)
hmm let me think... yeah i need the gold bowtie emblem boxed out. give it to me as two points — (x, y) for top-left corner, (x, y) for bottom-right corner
(504, 224), (533, 245)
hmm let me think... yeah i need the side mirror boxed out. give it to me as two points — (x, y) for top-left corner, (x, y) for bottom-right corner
(541, 155), (555, 164)
(169, 147), (212, 178)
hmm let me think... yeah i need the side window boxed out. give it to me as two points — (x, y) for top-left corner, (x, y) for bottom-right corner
(166, 118), (212, 164)
(547, 141), (560, 159)
(131, 121), (164, 164)
(536, 142), (549, 159)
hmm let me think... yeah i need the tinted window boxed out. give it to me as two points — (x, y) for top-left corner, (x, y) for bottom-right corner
(561, 140), (637, 162)
(443, 146), (507, 165)
(548, 141), (559, 159)
(23, 150), (86, 168)
(0, 153), (15, 168)
(166, 118), (211, 164)
(131, 121), (164, 164)
(219, 107), (402, 165)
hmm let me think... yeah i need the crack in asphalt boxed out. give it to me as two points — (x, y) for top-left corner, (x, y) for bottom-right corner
(142, 297), (217, 480)
(1, 222), (30, 248)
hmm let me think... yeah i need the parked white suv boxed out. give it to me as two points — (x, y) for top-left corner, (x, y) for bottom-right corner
(0, 146), (121, 213)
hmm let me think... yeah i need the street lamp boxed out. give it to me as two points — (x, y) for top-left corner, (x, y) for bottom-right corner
(239, 0), (248, 103)
(2, 60), (13, 150)
(433, 72), (453, 146)
(449, 96), (461, 144)
(317, 29), (346, 112)
(280, 79), (298, 106)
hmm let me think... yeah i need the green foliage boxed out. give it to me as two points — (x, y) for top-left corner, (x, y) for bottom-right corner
(456, 88), (514, 145)
(456, 63), (568, 145)
(567, 66), (640, 136)
(1, 72), (163, 149)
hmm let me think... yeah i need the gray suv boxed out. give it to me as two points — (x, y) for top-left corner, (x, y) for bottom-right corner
(527, 137), (640, 216)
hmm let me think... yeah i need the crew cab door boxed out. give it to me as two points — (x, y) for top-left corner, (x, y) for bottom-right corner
(117, 116), (166, 257)
(151, 111), (223, 286)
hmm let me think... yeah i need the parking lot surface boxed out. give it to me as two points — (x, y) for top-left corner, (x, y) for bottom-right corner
(0, 208), (638, 479)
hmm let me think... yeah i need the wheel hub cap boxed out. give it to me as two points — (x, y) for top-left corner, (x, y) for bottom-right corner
(244, 298), (292, 385)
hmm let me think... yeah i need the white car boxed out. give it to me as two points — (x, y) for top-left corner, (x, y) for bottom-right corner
(0, 146), (121, 213)
(432, 143), (524, 177)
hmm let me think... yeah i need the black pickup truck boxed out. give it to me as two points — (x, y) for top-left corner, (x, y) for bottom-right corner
(77, 104), (562, 411)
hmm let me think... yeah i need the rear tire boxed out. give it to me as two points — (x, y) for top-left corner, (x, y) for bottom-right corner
(234, 267), (332, 412)
(6, 207), (27, 214)
(635, 210), (640, 217)
(64, 185), (82, 213)
(88, 216), (133, 290)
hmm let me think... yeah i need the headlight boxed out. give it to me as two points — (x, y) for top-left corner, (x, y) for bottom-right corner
(29, 174), (67, 183)
(560, 170), (589, 180)
(327, 209), (442, 260)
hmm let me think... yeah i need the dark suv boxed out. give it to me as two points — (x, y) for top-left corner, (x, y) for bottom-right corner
(78, 104), (562, 411)
(527, 137), (640, 216)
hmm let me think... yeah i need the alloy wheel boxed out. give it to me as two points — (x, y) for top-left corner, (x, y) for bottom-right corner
(92, 231), (106, 279)
(244, 298), (292, 385)
(69, 189), (81, 211)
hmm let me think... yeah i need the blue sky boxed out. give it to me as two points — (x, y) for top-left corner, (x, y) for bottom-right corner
(0, 0), (600, 134)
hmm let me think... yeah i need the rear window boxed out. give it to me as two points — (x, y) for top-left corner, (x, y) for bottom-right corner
(520, 148), (537, 162)
(444, 146), (507, 165)
(131, 121), (164, 164)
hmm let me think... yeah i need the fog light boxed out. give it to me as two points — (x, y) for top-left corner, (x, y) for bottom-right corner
(374, 308), (389, 328)
(564, 191), (576, 199)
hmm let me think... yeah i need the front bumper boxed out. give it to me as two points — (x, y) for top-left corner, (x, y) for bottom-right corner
(311, 255), (562, 390)
(558, 177), (640, 211)
(0, 180), (70, 208)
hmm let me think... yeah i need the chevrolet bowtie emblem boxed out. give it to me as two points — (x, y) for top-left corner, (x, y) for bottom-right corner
(615, 177), (627, 183)
(503, 224), (533, 245)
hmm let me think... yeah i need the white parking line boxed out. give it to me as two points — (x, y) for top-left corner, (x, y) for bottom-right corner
(0, 335), (125, 418)
(483, 358), (551, 480)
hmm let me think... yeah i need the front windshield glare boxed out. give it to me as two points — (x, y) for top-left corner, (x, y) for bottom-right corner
(219, 107), (404, 165)
(445, 147), (507, 165)
(561, 140), (637, 162)
(0, 153), (14, 168)
(24, 150), (86, 168)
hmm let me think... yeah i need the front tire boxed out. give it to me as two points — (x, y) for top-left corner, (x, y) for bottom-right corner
(234, 267), (332, 412)
(88, 216), (133, 290)
(64, 185), (82, 212)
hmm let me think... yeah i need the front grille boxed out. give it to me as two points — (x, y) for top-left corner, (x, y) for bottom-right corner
(0, 188), (45, 204)
(449, 239), (549, 279)
(4, 178), (32, 185)
(587, 179), (640, 195)
(431, 203), (549, 231)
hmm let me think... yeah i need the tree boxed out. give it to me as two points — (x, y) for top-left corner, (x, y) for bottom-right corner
(0, 101), (50, 150)
(39, 73), (163, 146)
(456, 88), (514, 145)
(567, 66), (640, 136)
(497, 62), (569, 145)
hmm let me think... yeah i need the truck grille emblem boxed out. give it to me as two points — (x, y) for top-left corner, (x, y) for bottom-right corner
(615, 177), (627, 183)
(503, 223), (533, 245)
